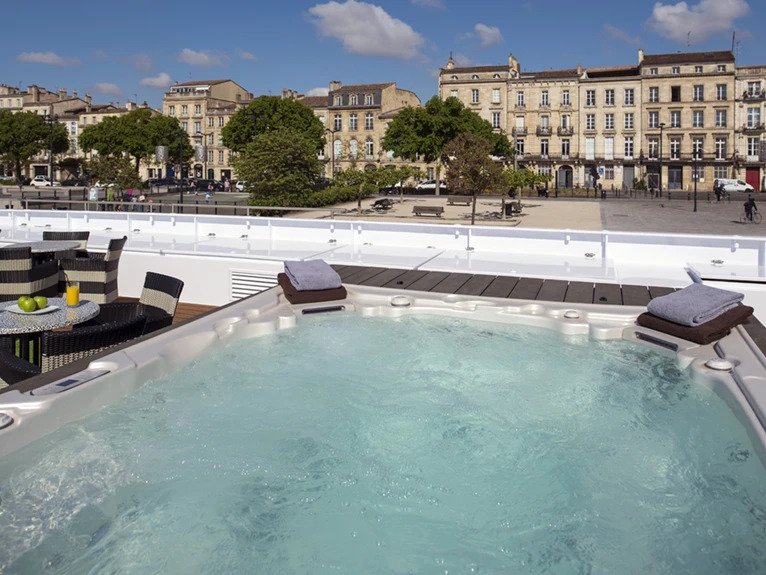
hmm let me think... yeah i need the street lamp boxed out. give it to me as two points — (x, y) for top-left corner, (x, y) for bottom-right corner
(44, 113), (59, 184)
(658, 122), (665, 198)
(194, 131), (210, 180)
(692, 150), (700, 213)
(325, 128), (338, 178)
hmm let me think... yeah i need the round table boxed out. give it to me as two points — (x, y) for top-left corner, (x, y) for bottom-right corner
(0, 298), (99, 335)
(13, 240), (81, 254)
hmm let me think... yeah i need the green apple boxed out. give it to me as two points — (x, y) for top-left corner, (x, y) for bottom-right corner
(18, 297), (37, 313)
(33, 296), (48, 310)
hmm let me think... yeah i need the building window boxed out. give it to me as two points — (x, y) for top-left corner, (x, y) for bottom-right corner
(692, 137), (704, 158)
(604, 113), (614, 130)
(365, 137), (373, 157)
(670, 110), (681, 128)
(168, 105), (175, 116)
(181, 122), (188, 132)
(538, 166), (551, 178)
(349, 139), (358, 159)
(648, 111), (659, 128)
(540, 115), (549, 128)
(194, 104), (201, 115)
(561, 114), (570, 128)
(748, 136), (759, 156)
(194, 121), (201, 134)
(516, 91), (525, 106)
(624, 88), (634, 105)
(471, 89), (479, 104)
(218, 150), (224, 164)
(586, 89), (596, 106)
(669, 138), (680, 159)
(334, 95), (341, 105)
(716, 84), (727, 100)
(747, 81), (762, 96)
(471, 74), (479, 80)
(649, 87), (659, 102)
(450, 89), (458, 98)
(695, 65), (703, 74)
(364, 112), (373, 130)
(586, 114), (595, 130)
(181, 105), (188, 115)
(717, 64), (727, 72)
(349, 94), (358, 106)
(692, 110), (704, 128)
(672, 66), (680, 74)
(333, 139), (342, 158)
(207, 149), (214, 163)
(624, 113), (634, 130)
(561, 139), (570, 157)
(540, 139), (549, 157)
(604, 136), (614, 160)
(585, 137), (595, 160)
(516, 139), (524, 155)
(714, 165), (728, 179)
(365, 94), (373, 105)
(604, 165), (615, 180)
(349, 113), (358, 131)
(670, 86), (681, 102)
(715, 137), (727, 159)
(715, 109), (727, 127)
(450, 75), (458, 80)
(648, 138), (659, 159)
(540, 90), (549, 106)
(625, 136), (634, 158)
(650, 67), (658, 75)
(207, 117), (214, 127)
(491, 111), (501, 128)
(334, 114), (342, 131)
(747, 107), (761, 128)
(218, 117), (224, 127)
(605, 88), (615, 105)
(562, 90), (570, 105)
(693, 85), (704, 101)
(492, 88), (501, 104)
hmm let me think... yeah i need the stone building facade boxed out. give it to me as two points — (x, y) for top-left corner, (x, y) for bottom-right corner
(440, 50), (766, 192)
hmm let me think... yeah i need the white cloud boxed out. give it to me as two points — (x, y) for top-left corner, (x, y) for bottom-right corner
(648, 0), (750, 43)
(239, 50), (257, 61)
(604, 23), (641, 45)
(474, 23), (502, 47)
(140, 73), (172, 88)
(17, 51), (79, 66)
(309, 1), (424, 59)
(131, 53), (153, 72)
(177, 48), (227, 67)
(92, 83), (122, 96)
(306, 87), (330, 96)
(410, 0), (444, 8)
(452, 52), (474, 67)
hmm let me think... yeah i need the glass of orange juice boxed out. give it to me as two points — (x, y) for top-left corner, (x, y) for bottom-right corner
(65, 281), (80, 307)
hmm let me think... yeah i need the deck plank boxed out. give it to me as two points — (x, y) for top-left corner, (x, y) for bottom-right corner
(430, 273), (473, 293)
(405, 271), (452, 292)
(593, 283), (623, 305)
(381, 269), (429, 289)
(342, 267), (389, 285)
(359, 268), (409, 287)
(564, 282), (595, 304)
(455, 275), (496, 296)
(509, 277), (544, 300)
(334, 265), (368, 281)
(536, 280), (568, 302)
(621, 284), (651, 306)
(648, 286), (676, 299)
(481, 276), (520, 298)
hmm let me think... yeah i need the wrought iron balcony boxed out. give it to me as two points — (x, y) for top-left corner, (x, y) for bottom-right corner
(742, 123), (765, 132)
(512, 127), (527, 136)
(535, 126), (552, 136)
(557, 126), (573, 136)
(742, 91), (766, 101)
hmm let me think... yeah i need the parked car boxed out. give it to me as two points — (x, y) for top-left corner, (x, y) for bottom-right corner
(415, 179), (447, 192)
(61, 178), (89, 187)
(193, 179), (224, 192)
(30, 175), (60, 187)
(16, 176), (31, 186)
(714, 178), (755, 193)
(235, 180), (247, 192)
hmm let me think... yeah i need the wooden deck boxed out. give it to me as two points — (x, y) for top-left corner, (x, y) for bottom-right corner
(116, 297), (217, 324)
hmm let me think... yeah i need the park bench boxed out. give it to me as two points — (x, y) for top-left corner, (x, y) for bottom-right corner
(412, 205), (444, 217)
(447, 195), (472, 206)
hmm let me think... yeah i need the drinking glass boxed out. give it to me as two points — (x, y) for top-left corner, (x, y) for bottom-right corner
(66, 281), (80, 307)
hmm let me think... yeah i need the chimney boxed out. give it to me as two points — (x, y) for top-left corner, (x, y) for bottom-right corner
(58, 88), (67, 100)
(28, 85), (40, 102)
(329, 80), (342, 93)
(577, 64), (584, 76)
(445, 53), (455, 70)
(508, 53), (520, 76)
(638, 48), (644, 64)
(85, 93), (92, 112)
(72, 90), (78, 98)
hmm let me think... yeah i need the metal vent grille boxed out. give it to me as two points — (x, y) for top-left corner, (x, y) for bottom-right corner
(230, 270), (278, 300)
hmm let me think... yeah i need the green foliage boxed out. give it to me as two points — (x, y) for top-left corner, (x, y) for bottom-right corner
(233, 129), (323, 199)
(0, 111), (69, 178)
(222, 96), (325, 153)
(85, 155), (142, 190)
(58, 157), (85, 179)
(250, 185), (375, 209)
(633, 176), (647, 190)
(444, 133), (507, 198)
(79, 109), (192, 171)
(505, 168), (540, 192)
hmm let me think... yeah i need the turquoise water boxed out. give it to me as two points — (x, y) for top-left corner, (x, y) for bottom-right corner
(1, 314), (766, 574)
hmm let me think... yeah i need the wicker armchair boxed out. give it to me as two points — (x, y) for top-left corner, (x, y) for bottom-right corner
(84, 272), (184, 335)
(0, 314), (147, 385)
(58, 236), (127, 303)
(42, 230), (90, 258)
(0, 246), (59, 301)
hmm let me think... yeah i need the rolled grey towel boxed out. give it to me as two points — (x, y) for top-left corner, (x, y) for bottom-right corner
(647, 283), (744, 326)
(284, 259), (342, 291)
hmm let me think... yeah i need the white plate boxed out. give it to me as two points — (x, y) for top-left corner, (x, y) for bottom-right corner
(5, 304), (59, 315)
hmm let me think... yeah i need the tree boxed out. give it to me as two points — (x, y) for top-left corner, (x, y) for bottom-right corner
(444, 133), (506, 225)
(85, 154), (142, 190)
(232, 129), (322, 201)
(222, 96), (325, 153)
(382, 96), (511, 195)
(0, 111), (69, 180)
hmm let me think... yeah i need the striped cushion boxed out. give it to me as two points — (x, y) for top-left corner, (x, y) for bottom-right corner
(0, 248), (58, 299)
(59, 236), (126, 304)
(42, 231), (90, 250)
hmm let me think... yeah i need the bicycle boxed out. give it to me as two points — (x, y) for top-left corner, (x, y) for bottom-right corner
(739, 210), (762, 224)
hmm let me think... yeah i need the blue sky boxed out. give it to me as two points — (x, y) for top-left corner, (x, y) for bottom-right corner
(5, 0), (763, 108)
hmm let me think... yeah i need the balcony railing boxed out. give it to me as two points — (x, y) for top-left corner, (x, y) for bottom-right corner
(536, 126), (552, 136)
(742, 123), (765, 132)
(742, 91), (766, 101)
(511, 127), (527, 136)
(557, 126), (573, 136)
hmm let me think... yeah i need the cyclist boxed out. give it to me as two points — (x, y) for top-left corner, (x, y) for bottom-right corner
(744, 195), (758, 221)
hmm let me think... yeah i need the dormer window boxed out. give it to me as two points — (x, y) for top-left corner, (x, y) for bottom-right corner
(349, 94), (358, 106)
(672, 66), (680, 74)
(364, 93), (373, 105)
(492, 73), (501, 79)
(718, 64), (727, 72)
(450, 75), (458, 80)
(649, 67), (658, 75)
(333, 95), (341, 106)
(471, 74), (479, 80)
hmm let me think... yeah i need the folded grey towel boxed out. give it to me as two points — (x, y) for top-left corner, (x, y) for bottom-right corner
(284, 259), (342, 291)
(646, 283), (744, 326)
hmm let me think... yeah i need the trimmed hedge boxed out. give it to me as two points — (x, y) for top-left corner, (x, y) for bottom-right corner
(249, 184), (378, 208)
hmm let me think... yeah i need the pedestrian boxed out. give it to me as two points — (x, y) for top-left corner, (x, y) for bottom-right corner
(745, 195), (758, 221)
(224, 179), (230, 193)
(204, 191), (212, 204)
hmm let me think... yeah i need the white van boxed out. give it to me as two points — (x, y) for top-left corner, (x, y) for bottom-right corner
(714, 178), (755, 193)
